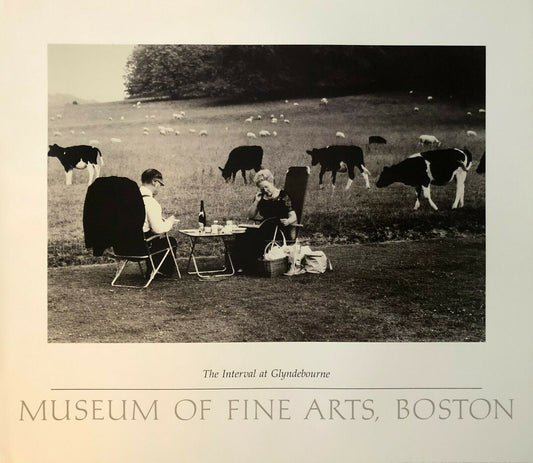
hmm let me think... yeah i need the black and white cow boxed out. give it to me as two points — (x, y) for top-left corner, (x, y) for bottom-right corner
(476, 152), (485, 174)
(369, 135), (387, 145)
(48, 144), (104, 185)
(219, 145), (263, 184)
(376, 148), (473, 210)
(306, 145), (371, 190)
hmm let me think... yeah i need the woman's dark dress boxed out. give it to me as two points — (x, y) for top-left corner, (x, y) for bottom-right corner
(233, 190), (294, 272)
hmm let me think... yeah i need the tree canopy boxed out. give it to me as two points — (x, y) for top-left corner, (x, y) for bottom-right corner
(124, 45), (485, 102)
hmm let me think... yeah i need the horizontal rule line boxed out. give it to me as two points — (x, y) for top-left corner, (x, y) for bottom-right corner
(51, 387), (483, 391)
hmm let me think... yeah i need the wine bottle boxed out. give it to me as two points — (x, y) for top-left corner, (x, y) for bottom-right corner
(198, 200), (207, 231)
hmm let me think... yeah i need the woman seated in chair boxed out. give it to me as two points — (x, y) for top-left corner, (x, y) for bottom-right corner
(233, 169), (297, 273)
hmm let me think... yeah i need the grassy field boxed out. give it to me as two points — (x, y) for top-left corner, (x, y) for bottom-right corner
(48, 93), (485, 266)
(47, 93), (485, 343)
(48, 238), (485, 343)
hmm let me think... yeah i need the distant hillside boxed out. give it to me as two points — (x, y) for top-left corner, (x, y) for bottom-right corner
(48, 93), (97, 106)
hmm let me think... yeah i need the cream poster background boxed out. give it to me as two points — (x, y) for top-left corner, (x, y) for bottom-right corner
(1, 0), (532, 461)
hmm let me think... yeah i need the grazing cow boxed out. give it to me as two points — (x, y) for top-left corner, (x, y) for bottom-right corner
(477, 152), (485, 174)
(306, 145), (371, 190)
(219, 145), (263, 184)
(369, 135), (387, 145)
(376, 148), (473, 210)
(418, 134), (441, 148)
(48, 144), (104, 186)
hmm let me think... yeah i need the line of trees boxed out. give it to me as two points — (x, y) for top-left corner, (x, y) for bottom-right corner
(124, 45), (485, 102)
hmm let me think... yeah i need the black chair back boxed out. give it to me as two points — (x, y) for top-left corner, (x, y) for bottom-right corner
(83, 176), (146, 256)
(283, 166), (310, 224)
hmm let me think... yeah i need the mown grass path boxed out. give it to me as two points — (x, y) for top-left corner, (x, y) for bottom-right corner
(48, 237), (485, 343)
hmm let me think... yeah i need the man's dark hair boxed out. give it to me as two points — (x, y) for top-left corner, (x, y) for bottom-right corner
(141, 169), (164, 185)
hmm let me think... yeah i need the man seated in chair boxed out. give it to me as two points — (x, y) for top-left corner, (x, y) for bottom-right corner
(233, 169), (297, 273)
(140, 169), (179, 277)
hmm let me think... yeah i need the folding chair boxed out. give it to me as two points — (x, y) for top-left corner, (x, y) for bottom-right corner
(83, 176), (181, 288)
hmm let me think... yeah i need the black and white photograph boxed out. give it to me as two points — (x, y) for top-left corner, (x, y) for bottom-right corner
(3, 1), (532, 462)
(47, 44), (486, 343)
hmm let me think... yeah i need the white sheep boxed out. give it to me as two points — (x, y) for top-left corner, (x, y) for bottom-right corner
(413, 107), (420, 112)
(159, 128), (166, 135)
(271, 118), (278, 124)
(245, 116), (253, 123)
(70, 130), (75, 134)
(466, 130), (477, 137)
(56, 114), (62, 119)
(110, 138), (122, 143)
(50, 116), (55, 121)
(81, 131), (85, 135)
(89, 139), (100, 144)
(272, 131), (277, 137)
(418, 134), (441, 147)
(53, 131), (62, 137)
(284, 119), (290, 124)
(173, 113), (184, 120)
(466, 111), (473, 116)
(199, 129), (208, 136)
(409, 90), (414, 94)
(336, 131), (346, 139)
(108, 117), (113, 121)
(143, 127), (150, 132)
(120, 116), (124, 121)
(174, 130), (180, 135)
(259, 130), (271, 137)
(189, 129), (196, 133)
(479, 109), (486, 113)
(246, 132), (257, 139)
(293, 102), (299, 106)
(427, 96), (433, 101)
(320, 97), (329, 105)
(150, 115), (156, 119)
(136, 101), (141, 106)
(257, 115), (262, 120)
(279, 114), (284, 119)
(165, 127), (174, 133)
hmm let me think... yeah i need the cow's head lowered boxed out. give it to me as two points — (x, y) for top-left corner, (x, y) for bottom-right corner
(218, 166), (232, 182)
(305, 148), (322, 166)
(376, 166), (395, 188)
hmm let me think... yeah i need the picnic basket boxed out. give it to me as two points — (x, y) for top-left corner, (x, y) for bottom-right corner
(257, 225), (289, 277)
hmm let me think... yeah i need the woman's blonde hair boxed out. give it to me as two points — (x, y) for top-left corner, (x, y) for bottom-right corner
(253, 169), (275, 185)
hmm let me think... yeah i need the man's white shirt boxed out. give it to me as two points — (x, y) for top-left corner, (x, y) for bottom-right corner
(140, 185), (173, 234)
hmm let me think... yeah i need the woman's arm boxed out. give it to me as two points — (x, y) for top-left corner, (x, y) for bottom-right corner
(279, 210), (297, 227)
(247, 192), (262, 219)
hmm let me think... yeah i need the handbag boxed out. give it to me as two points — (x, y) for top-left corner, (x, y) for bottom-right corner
(302, 251), (332, 274)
